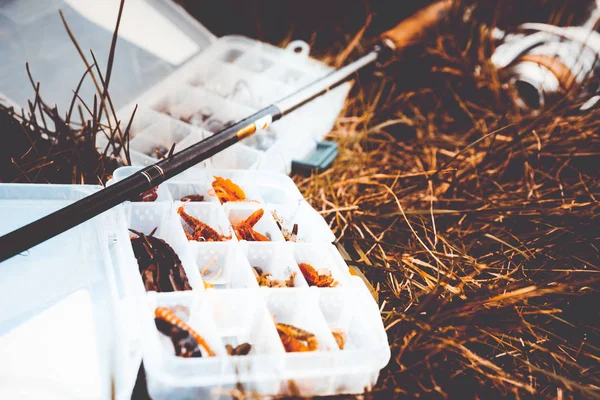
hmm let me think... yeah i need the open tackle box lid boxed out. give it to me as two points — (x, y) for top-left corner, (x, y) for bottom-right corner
(0, 0), (350, 175)
(0, 168), (391, 399)
(0, 0), (215, 112)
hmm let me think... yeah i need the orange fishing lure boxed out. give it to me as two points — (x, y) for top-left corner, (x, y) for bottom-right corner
(233, 209), (270, 241)
(298, 263), (336, 287)
(177, 205), (231, 241)
(276, 322), (318, 352)
(212, 176), (246, 203)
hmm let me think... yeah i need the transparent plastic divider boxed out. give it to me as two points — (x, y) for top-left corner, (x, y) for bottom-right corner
(188, 242), (257, 289)
(268, 63), (310, 87)
(185, 61), (286, 108)
(111, 166), (142, 182)
(291, 243), (353, 288)
(251, 171), (304, 205)
(166, 178), (219, 204)
(151, 86), (253, 132)
(173, 129), (216, 168)
(202, 62), (291, 109)
(183, 59), (227, 92)
(267, 201), (335, 243)
(317, 288), (378, 351)
(240, 126), (280, 153)
(127, 202), (204, 291)
(129, 134), (178, 162)
(242, 242), (309, 288)
(212, 36), (330, 80)
(210, 143), (263, 170)
(204, 289), (286, 395)
(257, 148), (290, 174)
(316, 288), (383, 393)
(350, 276), (391, 368)
(173, 129), (203, 151)
(234, 52), (275, 74)
(149, 87), (195, 123)
(173, 201), (234, 243)
(217, 47), (246, 64)
(263, 289), (339, 396)
(224, 71), (288, 109)
(224, 202), (285, 242)
(129, 149), (158, 167)
(127, 114), (210, 161)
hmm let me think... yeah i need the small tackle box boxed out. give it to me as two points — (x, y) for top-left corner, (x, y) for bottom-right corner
(1, 0), (350, 175)
(0, 168), (390, 399)
(106, 35), (350, 175)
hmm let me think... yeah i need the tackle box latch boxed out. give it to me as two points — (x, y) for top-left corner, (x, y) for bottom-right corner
(291, 141), (338, 174)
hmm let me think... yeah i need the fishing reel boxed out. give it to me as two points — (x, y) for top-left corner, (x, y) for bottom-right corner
(375, 0), (600, 114)
(492, 23), (600, 114)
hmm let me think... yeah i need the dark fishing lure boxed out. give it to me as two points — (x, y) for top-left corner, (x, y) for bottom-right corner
(130, 228), (192, 292)
(155, 317), (202, 358)
(226, 343), (252, 356)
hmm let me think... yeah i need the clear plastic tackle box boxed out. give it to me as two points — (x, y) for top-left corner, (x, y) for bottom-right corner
(1, 0), (351, 175)
(0, 168), (390, 399)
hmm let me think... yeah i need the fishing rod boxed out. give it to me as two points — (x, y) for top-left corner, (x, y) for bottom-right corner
(0, 1), (452, 263)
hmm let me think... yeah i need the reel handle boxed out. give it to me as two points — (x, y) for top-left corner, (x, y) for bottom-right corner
(380, 0), (452, 53)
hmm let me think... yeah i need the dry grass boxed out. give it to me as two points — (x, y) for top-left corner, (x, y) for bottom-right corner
(294, 2), (600, 398)
(0, 1), (131, 185)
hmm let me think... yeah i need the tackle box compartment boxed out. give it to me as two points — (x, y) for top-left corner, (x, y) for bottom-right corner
(0, 168), (390, 399)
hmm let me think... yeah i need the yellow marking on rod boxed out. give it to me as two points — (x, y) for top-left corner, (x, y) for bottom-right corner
(236, 123), (256, 139)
